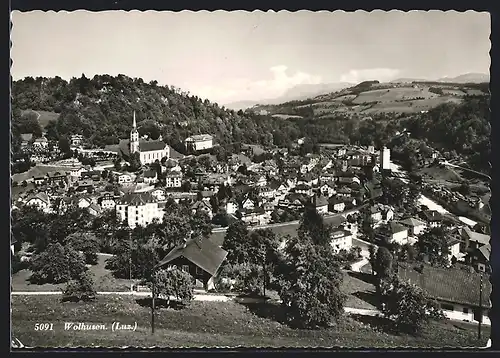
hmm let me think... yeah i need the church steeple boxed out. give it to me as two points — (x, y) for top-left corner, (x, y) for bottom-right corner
(130, 111), (139, 154)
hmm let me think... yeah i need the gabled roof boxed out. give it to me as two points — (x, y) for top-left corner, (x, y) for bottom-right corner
(313, 195), (329, 207)
(390, 221), (408, 234)
(157, 238), (227, 276)
(396, 263), (491, 308)
(463, 228), (490, 246)
(400, 217), (426, 227)
(26, 192), (50, 204)
(478, 244), (491, 261)
(139, 140), (166, 152)
(185, 134), (213, 142)
(421, 210), (443, 222)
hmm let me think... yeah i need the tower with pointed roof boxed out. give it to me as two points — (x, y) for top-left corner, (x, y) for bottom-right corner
(130, 111), (139, 154)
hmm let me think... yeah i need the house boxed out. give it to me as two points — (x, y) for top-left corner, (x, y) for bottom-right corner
(421, 210), (443, 228)
(468, 244), (491, 273)
(156, 237), (228, 291)
(150, 188), (166, 201)
(328, 197), (345, 213)
(25, 192), (51, 213)
(77, 179), (94, 192)
(461, 228), (490, 252)
(389, 221), (409, 245)
(259, 186), (276, 200)
(185, 134), (214, 152)
(225, 199), (238, 215)
(241, 197), (255, 211)
(336, 186), (352, 198)
(400, 217), (426, 236)
(294, 183), (312, 196)
(191, 200), (213, 219)
(116, 192), (164, 228)
(262, 201), (275, 213)
(99, 192), (116, 210)
(77, 196), (93, 209)
(118, 173), (134, 185)
(165, 171), (183, 188)
(33, 175), (46, 186)
(320, 182), (336, 198)
(396, 263), (491, 325)
(330, 229), (353, 253)
(20, 133), (33, 147)
(143, 170), (158, 185)
(70, 134), (84, 146)
(69, 166), (85, 178)
(82, 170), (101, 182)
(370, 206), (383, 223)
(312, 195), (329, 215)
(446, 236), (462, 263)
(47, 171), (67, 186)
(33, 136), (49, 149)
(240, 207), (268, 226)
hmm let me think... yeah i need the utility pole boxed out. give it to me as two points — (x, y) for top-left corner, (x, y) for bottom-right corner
(478, 273), (483, 341)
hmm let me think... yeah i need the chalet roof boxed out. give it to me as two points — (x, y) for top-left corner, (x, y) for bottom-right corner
(191, 200), (212, 211)
(89, 203), (102, 214)
(463, 228), (490, 246)
(139, 140), (166, 152)
(328, 196), (345, 205)
(390, 221), (408, 234)
(26, 192), (50, 204)
(396, 263), (491, 308)
(157, 238), (228, 276)
(400, 217), (426, 227)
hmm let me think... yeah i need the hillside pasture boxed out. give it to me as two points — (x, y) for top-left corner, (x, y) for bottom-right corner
(21, 109), (60, 129)
(271, 114), (303, 119)
(351, 87), (438, 105)
(441, 89), (466, 96)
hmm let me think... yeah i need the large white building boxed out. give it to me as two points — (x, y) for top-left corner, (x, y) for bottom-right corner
(380, 146), (391, 171)
(115, 192), (164, 228)
(129, 112), (170, 165)
(185, 134), (213, 152)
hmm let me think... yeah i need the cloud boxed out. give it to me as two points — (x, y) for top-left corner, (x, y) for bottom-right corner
(190, 65), (322, 104)
(339, 68), (401, 84)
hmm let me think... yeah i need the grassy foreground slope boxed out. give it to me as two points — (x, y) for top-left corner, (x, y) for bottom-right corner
(12, 296), (489, 348)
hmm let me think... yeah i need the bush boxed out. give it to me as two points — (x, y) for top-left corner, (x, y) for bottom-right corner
(62, 271), (97, 302)
(215, 263), (264, 296)
(150, 268), (194, 307)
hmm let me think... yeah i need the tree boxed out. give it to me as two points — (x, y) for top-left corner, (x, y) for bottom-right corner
(398, 243), (418, 263)
(298, 207), (331, 246)
(222, 220), (250, 265)
(62, 271), (97, 302)
(416, 227), (450, 267)
(30, 243), (88, 284)
(274, 236), (346, 329)
(380, 275), (444, 334)
(368, 244), (377, 275)
(248, 229), (280, 296)
(149, 268), (194, 307)
(65, 232), (100, 265)
(373, 247), (393, 284)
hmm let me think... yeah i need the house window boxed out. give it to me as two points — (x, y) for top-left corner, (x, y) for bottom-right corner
(195, 266), (204, 275)
(182, 265), (190, 273)
(463, 307), (469, 314)
(441, 303), (454, 311)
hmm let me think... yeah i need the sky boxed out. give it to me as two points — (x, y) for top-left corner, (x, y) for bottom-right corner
(11, 10), (491, 105)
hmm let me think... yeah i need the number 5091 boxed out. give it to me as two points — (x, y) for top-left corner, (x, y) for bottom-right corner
(34, 323), (53, 331)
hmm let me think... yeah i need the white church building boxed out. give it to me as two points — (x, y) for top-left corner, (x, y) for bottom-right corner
(129, 112), (170, 165)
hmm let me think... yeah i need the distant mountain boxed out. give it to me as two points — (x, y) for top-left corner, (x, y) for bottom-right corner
(390, 78), (428, 83)
(437, 73), (489, 84)
(225, 82), (353, 110)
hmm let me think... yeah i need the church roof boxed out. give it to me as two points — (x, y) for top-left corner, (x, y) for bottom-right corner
(138, 140), (166, 152)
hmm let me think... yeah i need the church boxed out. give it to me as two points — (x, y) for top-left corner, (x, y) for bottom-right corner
(122, 112), (170, 165)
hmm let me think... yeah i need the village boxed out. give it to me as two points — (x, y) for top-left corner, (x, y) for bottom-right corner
(11, 110), (492, 333)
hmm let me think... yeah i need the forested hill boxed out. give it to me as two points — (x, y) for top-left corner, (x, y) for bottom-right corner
(11, 74), (301, 152)
(11, 74), (490, 174)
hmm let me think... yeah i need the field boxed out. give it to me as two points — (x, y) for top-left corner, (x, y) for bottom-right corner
(342, 272), (378, 310)
(21, 109), (60, 129)
(419, 165), (463, 183)
(351, 87), (437, 104)
(12, 254), (134, 292)
(11, 295), (490, 348)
